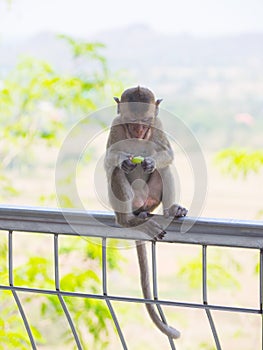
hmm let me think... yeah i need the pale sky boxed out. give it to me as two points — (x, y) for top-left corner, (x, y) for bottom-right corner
(0, 0), (263, 39)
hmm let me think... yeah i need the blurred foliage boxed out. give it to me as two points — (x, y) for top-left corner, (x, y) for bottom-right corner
(198, 343), (216, 350)
(216, 148), (263, 219)
(0, 35), (124, 348)
(0, 234), (124, 348)
(215, 148), (263, 178)
(0, 0), (12, 5)
(0, 239), (45, 348)
(0, 293), (44, 350)
(58, 34), (107, 65)
(178, 248), (242, 290)
(0, 34), (123, 200)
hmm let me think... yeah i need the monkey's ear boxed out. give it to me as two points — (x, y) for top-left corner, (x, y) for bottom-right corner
(113, 97), (120, 114)
(113, 97), (120, 104)
(155, 98), (163, 106)
(155, 99), (163, 116)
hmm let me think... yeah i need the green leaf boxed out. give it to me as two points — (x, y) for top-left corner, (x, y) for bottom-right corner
(215, 148), (263, 178)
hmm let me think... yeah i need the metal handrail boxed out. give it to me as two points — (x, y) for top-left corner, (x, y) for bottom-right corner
(0, 205), (263, 248)
(0, 205), (263, 350)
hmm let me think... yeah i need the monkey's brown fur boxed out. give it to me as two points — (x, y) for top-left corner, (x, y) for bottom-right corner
(105, 86), (187, 339)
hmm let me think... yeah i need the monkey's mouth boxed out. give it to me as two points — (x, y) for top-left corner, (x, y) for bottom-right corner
(128, 124), (150, 139)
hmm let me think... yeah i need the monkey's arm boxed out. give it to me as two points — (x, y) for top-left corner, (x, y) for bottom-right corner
(153, 138), (174, 169)
(104, 148), (130, 170)
(104, 122), (132, 170)
(150, 126), (174, 169)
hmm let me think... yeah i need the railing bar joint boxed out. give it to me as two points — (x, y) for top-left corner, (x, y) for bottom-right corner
(151, 242), (176, 349)
(1, 284), (261, 313)
(155, 304), (176, 349)
(205, 309), (222, 350)
(202, 245), (222, 350)
(57, 294), (83, 350)
(105, 299), (128, 350)
(12, 290), (37, 350)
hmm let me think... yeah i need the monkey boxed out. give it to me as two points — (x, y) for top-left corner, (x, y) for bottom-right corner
(104, 86), (187, 339)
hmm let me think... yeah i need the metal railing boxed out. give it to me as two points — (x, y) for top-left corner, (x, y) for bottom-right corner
(0, 205), (263, 349)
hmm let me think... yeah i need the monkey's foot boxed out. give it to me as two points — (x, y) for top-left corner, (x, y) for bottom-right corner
(140, 219), (166, 240)
(133, 212), (164, 239)
(164, 204), (188, 218)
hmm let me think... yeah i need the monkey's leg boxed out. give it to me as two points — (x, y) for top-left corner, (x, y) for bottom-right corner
(158, 167), (175, 210)
(136, 241), (180, 339)
(159, 167), (188, 218)
(108, 167), (135, 224)
(109, 168), (133, 206)
(109, 168), (165, 238)
(130, 172), (166, 240)
(133, 170), (162, 213)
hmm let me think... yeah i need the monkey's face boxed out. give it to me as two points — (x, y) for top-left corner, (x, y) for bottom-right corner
(125, 111), (155, 139)
(120, 103), (155, 138)
(127, 122), (151, 139)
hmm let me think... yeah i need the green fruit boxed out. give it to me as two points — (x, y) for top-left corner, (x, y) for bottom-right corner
(131, 156), (144, 164)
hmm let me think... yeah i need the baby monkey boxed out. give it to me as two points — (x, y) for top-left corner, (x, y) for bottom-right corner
(104, 86), (187, 339)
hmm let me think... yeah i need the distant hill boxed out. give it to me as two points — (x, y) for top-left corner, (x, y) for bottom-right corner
(96, 24), (263, 68)
(1, 25), (263, 148)
(1, 24), (263, 73)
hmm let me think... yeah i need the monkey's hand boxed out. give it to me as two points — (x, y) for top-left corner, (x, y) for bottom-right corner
(141, 157), (156, 174)
(120, 159), (137, 173)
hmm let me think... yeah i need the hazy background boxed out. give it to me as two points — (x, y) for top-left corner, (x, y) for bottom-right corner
(1, 0), (263, 38)
(1, 0), (263, 219)
(1, 1), (263, 350)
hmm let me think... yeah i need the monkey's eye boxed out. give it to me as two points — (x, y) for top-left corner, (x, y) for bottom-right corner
(141, 118), (153, 124)
(125, 118), (137, 123)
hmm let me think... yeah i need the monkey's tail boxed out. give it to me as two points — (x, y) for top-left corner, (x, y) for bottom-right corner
(135, 241), (181, 339)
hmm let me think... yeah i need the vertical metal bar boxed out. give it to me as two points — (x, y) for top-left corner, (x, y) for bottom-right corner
(202, 245), (222, 350)
(151, 242), (176, 350)
(8, 231), (13, 287)
(8, 231), (37, 350)
(152, 241), (158, 299)
(202, 245), (208, 304)
(53, 234), (82, 350)
(105, 299), (128, 350)
(259, 250), (263, 312)
(57, 295), (83, 350)
(54, 234), (60, 291)
(259, 249), (263, 350)
(102, 237), (107, 296)
(102, 238), (128, 350)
